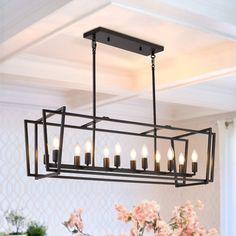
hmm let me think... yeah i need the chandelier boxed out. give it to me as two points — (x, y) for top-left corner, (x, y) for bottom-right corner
(24, 27), (216, 187)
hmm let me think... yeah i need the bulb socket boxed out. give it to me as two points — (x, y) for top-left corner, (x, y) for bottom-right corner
(179, 164), (184, 173)
(74, 155), (80, 166)
(142, 157), (148, 170)
(85, 153), (91, 166)
(52, 150), (59, 163)
(114, 155), (120, 168)
(155, 162), (160, 172)
(192, 162), (198, 174)
(168, 159), (174, 172)
(43, 154), (46, 164)
(130, 160), (136, 171)
(103, 157), (110, 168)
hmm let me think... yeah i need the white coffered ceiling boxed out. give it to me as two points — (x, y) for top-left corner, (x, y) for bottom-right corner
(0, 0), (236, 122)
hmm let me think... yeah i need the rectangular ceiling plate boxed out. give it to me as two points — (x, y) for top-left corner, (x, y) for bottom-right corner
(83, 27), (164, 56)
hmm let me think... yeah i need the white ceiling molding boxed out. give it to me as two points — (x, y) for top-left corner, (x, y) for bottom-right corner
(112, 0), (236, 41)
(0, 54), (138, 94)
(136, 41), (236, 91)
(0, 0), (71, 43)
(0, 0), (111, 61)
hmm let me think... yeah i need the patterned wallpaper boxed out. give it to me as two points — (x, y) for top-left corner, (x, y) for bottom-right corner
(0, 106), (220, 235)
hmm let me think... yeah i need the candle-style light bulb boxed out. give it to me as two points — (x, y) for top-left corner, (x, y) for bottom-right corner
(52, 137), (59, 163)
(191, 149), (198, 174)
(53, 137), (59, 149)
(167, 146), (174, 172)
(167, 147), (174, 160)
(130, 149), (137, 160)
(155, 151), (161, 163)
(114, 143), (121, 168)
(191, 149), (198, 162)
(155, 150), (161, 172)
(74, 144), (81, 156)
(85, 140), (92, 166)
(115, 143), (121, 155)
(141, 145), (148, 170)
(103, 146), (110, 168)
(85, 140), (92, 153)
(130, 148), (137, 170)
(179, 152), (185, 173)
(141, 145), (148, 157)
(179, 152), (185, 165)
(103, 147), (109, 158)
(74, 144), (81, 166)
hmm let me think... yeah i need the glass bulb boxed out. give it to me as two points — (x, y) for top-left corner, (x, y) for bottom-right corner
(141, 145), (148, 158)
(155, 151), (161, 163)
(103, 147), (109, 158)
(167, 147), (174, 160)
(53, 137), (59, 149)
(130, 149), (137, 161)
(115, 143), (121, 155)
(74, 144), (81, 156)
(85, 140), (92, 153)
(191, 149), (198, 162)
(179, 152), (185, 165)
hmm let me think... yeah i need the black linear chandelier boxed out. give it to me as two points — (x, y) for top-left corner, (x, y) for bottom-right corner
(24, 27), (216, 187)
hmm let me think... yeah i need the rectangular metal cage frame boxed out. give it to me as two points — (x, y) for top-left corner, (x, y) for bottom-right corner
(24, 106), (216, 187)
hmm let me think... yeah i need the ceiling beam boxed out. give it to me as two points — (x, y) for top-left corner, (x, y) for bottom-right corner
(112, 0), (236, 41)
(0, 0), (111, 62)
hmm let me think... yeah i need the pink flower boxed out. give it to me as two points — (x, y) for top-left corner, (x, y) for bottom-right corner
(63, 208), (84, 234)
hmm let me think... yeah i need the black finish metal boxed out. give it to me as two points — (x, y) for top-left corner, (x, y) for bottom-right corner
(34, 124), (38, 177)
(114, 155), (121, 168)
(56, 106), (66, 175)
(84, 27), (164, 56)
(92, 35), (97, 167)
(24, 27), (216, 187)
(171, 139), (178, 186)
(142, 158), (148, 171)
(210, 133), (216, 182)
(205, 128), (212, 183)
(85, 153), (91, 166)
(151, 51), (157, 168)
(24, 120), (30, 176)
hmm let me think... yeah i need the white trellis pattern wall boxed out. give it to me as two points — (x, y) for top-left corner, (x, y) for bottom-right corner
(0, 106), (220, 235)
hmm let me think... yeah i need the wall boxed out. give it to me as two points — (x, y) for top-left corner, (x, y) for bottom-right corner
(0, 105), (220, 235)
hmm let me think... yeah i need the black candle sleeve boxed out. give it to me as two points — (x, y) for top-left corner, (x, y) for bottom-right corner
(142, 157), (148, 170)
(192, 162), (198, 174)
(114, 155), (120, 168)
(85, 153), (91, 166)
(130, 160), (136, 170)
(74, 156), (80, 166)
(52, 150), (59, 163)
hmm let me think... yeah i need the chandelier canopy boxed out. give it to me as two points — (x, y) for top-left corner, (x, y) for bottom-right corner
(24, 27), (216, 187)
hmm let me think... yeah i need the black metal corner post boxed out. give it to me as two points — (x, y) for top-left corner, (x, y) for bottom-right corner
(34, 123), (38, 177)
(42, 109), (50, 171)
(151, 50), (157, 167)
(205, 128), (212, 184)
(24, 120), (31, 176)
(210, 133), (216, 182)
(171, 139), (179, 186)
(92, 34), (97, 166)
(56, 106), (66, 175)
(183, 139), (189, 184)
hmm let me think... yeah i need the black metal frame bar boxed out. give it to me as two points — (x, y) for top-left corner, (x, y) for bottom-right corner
(24, 27), (216, 187)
